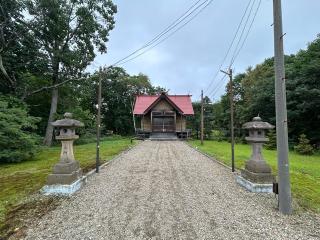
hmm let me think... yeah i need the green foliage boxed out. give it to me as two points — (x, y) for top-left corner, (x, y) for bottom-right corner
(265, 129), (277, 150)
(79, 67), (165, 136)
(211, 130), (226, 141)
(211, 35), (320, 145)
(294, 134), (314, 155)
(188, 96), (215, 139)
(25, 0), (117, 78)
(0, 97), (40, 163)
(1, 0), (118, 145)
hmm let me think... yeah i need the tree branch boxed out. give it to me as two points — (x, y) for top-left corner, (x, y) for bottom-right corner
(22, 77), (83, 99)
(0, 54), (15, 87)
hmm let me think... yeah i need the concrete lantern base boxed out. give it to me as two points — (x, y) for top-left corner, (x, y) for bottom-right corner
(236, 175), (273, 193)
(47, 160), (83, 185)
(47, 168), (82, 185)
(241, 168), (275, 183)
(41, 176), (87, 196)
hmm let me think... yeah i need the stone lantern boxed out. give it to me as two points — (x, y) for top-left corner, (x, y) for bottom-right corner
(236, 116), (275, 193)
(42, 112), (84, 195)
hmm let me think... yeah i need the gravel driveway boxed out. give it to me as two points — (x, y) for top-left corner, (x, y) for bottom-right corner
(25, 141), (319, 240)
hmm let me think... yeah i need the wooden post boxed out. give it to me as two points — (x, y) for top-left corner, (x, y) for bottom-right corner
(142, 115), (144, 131)
(221, 69), (235, 172)
(96, 67), (102, 173)
(131, 101), (136, 133)
(201, 90), (204, 145)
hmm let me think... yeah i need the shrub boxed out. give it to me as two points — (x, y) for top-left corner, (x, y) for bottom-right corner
(0, 97), (40, 163)
(294, 134), (314, 155)
(265, 129), (277, 150)
(212, 130), (226, 142)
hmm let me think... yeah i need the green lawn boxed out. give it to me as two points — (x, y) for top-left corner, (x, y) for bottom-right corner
(190, 140), (320, 212)
(0, 137), (135, 226)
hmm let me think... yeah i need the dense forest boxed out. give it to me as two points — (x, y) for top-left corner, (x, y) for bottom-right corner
(195, 35), (320, 149)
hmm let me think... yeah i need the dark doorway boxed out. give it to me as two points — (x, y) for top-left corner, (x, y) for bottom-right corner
(152, 116), (175, 132)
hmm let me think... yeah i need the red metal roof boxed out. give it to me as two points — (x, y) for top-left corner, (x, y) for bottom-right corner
(133, 94), (194, 115)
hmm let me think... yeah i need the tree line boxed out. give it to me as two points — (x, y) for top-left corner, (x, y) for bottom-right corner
(194, 34), (320, 151)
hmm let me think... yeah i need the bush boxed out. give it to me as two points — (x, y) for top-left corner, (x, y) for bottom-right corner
(0, 97), (40, 163)
(212, 130), (226, 142)
(294, 134), (314, 155)
(265, 129), (277, 150)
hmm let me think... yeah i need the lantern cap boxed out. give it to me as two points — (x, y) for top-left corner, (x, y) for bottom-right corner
(51, 112), (84, 128)
(242, 116), (274, 130)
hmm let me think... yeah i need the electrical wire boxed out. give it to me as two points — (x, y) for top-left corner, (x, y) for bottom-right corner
(202, 0), (253, 98)
(228, 0), (256, 67)
(210, 75), (227, 101)
(111, 0), (213, 67)
(118, 0), (214, 66)
(208, 0), (261, 102)
(229, 0), (262, 67)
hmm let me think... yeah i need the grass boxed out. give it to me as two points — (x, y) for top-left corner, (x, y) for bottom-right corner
(190, 140), (320, 212)
(0, 137), (135, 229)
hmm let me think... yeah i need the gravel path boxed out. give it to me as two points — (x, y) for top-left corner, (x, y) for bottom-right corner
(25, 141), (319, 240)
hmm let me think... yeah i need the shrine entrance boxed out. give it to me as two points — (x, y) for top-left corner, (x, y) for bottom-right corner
(151, 111), (175, 132)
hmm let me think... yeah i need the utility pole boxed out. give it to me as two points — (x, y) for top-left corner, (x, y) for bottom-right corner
(273, 0), (292, 214)
(131, 101), (136, 133)
(201, 90), (204, 145)
(96, 67), (102, 173)
(221, 68), (235, 172)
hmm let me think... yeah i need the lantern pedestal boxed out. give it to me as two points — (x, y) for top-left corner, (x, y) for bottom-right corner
(241, 168), (274, 183)
(47, 164), (82, 185)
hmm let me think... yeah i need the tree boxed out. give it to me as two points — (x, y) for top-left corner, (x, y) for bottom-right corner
(188, 102), (201, 139)
(265, 129), (277, 150)
(24, 0), (117, 145)
(286, 36), (320, 144)
(80, 67), (165, 136)
(0, 0), (44, 94)
(211, 34), (320, 146)
(0, 96), (40, 163)
(188, 96), (214, 139)
(203, 96), (214, 139)
(294, 134), (314, 155)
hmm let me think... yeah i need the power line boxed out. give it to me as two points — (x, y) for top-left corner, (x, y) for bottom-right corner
(210, 75), (227, 100)
(118, 0), (214, 66)
(111, 0), (213, 67)
(202, 0), (253, 98)
(228, 0), (256, 67)
(229, 0), (262, 67)
(205, 0), (259, 101)
(140, 0), (203, 48)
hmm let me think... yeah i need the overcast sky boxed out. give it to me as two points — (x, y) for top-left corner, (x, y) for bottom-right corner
(92, 0), (320, 101)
